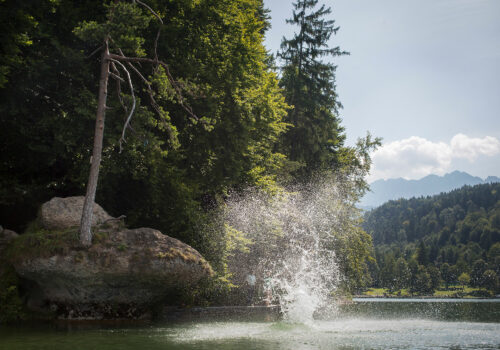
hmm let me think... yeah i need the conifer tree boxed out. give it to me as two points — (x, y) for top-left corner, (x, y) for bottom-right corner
(278, 0), (348, 179)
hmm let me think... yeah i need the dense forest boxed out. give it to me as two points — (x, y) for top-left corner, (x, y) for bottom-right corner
(0, 0), (380, 316)
(363, 183), (500, 295)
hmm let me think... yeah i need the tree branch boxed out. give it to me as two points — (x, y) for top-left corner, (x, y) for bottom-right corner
(111, 61), (129, 115)
(86, 44), (104, 59)
(113, 48), (176, 142)
(108, 53), (201, 123)
(126, 60), (177, 141)
(109, 72), (124, 82)
(109, 57), (136, 153)
(135, 0), (163, 24)
(135, 0), (163, 63)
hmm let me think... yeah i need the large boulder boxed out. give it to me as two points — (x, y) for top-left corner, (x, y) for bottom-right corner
(12, 227), (213, 319)
(0, 227), (18, 258)
(40, 196), (113, 230)
(0, 226), (18, 245)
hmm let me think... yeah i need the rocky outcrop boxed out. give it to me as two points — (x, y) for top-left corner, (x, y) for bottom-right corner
(8, 197), (213, 320)
(40, 196), (113, 230)
(0, 226), (18, 276)
(13, 227), (212, 319)
(0, 226), (18, 258)
(0, 226), (18, 245)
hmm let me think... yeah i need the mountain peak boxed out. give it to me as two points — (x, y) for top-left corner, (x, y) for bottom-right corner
(485, 176), (500, 183)
(362, 171), (500, 208)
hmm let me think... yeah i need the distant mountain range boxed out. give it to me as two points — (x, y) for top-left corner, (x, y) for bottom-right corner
(360, 171), (500, 209)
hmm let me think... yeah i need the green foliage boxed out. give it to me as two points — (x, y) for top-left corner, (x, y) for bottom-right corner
(361, 285), (492, 298)
(410, 265), (433, 295)
(0, 0), (379, 306)
(276, 0), (380, 201)
(0, 0), (42, 88)
(440, 263), (456, 289)
(6, 224), (79, 263)
(394, 257), (410, 291)
(277, 0), (348, 179)
(427, 265), (441, 291)
(117, 243), (128, 252)
(481, 269), (499, 292)
(0, 265), (25, 324)
(364, 183), (500, 245)
(0, 0), (105, 231)
(416, 240), (430, 266)
(334, 221), (374, 292)
(0, 0), (289, 235)
(365, 183), (500, 294)
(458, 272), (470, 289)
(338, 133), (382, 200)
(74, 2), (151, 56)
(175, 275), (237, 307)
(470, 259), (487, 287)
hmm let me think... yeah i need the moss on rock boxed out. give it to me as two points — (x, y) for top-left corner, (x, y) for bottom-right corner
(8, 226), (212, 320)
(6, 224), (80, 264)
(0, 261), (25, 323)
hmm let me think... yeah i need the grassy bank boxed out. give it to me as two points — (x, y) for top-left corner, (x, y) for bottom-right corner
(358, 286), (496, 298)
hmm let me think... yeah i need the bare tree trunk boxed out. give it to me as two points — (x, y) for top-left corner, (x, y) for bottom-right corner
(80, 42), (110, 246)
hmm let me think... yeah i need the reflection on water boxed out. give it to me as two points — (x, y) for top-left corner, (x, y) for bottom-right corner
(343, 298), (500, 323)
(173, 319), (499, 350)
(1, 300), (499, 350)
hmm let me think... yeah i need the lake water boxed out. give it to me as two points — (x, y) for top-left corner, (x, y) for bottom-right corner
(1, 299), (499, 350)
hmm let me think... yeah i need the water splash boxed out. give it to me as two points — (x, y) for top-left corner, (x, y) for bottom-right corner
(225, 177), (358, 323)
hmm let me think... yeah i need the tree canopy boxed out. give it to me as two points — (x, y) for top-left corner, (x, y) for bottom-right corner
(364, 183), (500, 294)
(277, 0), (348, 179)
(0, 0), (379, 298)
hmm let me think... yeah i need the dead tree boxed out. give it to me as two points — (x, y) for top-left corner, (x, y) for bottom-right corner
(79, 1), (200, 246)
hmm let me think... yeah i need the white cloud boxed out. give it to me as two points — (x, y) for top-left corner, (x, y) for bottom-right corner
(450, 133), (500, 161)
(368, 134), (500, 182)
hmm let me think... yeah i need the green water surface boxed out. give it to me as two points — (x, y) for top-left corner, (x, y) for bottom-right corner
(1, 299), (499, 350)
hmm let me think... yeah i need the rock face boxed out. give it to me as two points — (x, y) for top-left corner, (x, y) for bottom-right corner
(13, 227), (213, 319)
(0, 227), (18, 257)
(40, 196), (113, 230)
(0, 227), (18, 244)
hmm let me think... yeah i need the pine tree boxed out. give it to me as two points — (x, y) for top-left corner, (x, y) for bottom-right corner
(278, 0), (348, 179)
(416, 240), (430, 266)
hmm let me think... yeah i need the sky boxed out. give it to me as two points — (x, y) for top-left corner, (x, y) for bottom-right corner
(263, 0), (500, 182)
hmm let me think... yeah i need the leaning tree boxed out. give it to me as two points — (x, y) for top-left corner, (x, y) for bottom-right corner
(75, 0), (201, 246)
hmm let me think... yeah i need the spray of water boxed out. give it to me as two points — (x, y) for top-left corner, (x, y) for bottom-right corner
(224, 176), (359, 323)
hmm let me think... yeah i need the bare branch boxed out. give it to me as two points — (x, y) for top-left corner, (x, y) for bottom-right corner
(129, 62), (178, 140)
(109, 58), (136, 153)
(135, 0), (163, 24)
(110, 72), (125, 82)
(86, 44), (104, 59)
(108, 53), (202, 123)
(110, 61), (121, 76)
(111, 61), (129, 115)
(115, 53), (177, 142)
(114, 48), (175, 142)
(152, 29), (161, 64)
(98, 214), (127, 228)
(135, 0), (163, 63)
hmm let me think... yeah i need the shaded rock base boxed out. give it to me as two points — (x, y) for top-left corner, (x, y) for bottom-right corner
(161, 305), (281, 322)
(49, 302), (152, 320)
(4, 196), (214, 321)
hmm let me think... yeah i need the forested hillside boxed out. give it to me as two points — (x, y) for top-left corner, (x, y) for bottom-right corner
(360, 171), (500, 208)
(363, 183), (500, 294)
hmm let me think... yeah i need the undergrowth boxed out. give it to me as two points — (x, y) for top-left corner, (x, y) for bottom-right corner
(0, 264), (25, 323)
(5, 222), (80, 264)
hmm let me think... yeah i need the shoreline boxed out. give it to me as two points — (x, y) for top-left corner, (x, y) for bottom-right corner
(353, 295), (500, 299)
